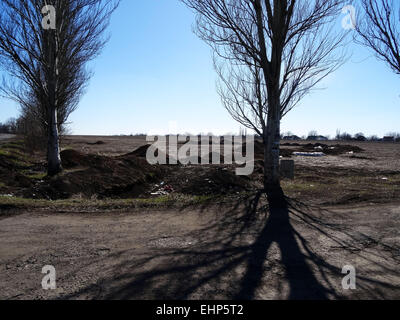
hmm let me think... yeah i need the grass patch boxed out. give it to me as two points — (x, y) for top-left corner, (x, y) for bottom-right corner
(282, 173), (400, 205)
(0, 193), (220, 213)
(1, 141), (25, 150)
(0, 142), (32, 168)
(0, 149), (12, 157)
(23, 172), (47, 180)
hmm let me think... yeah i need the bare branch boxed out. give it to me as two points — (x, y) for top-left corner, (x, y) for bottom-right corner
(356, 0), (400, 74)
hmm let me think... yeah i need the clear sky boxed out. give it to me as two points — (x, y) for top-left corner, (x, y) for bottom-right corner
(0, 0), (399, 138)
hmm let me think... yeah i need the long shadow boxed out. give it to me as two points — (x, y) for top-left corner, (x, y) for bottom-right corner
(58, 189), (399, 300)
(235, 188), (330, 299)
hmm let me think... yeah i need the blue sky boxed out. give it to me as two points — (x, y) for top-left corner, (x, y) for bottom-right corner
(0, 0), (399, 137)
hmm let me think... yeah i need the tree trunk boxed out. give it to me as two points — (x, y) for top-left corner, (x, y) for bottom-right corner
(45, 27), (62, 176)
(47, 106), (62, 176)
(263, 94), (281, 192)
(253, 0), (284, 193)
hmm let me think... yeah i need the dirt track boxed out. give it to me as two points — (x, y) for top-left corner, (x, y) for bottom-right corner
(1, 200), (399, 300)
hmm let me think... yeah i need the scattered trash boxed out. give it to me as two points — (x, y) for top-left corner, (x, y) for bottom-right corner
(151, 183), (174, 196)
(278, 143), (364, 158)
(293, 152), (325, 157)
(151, 191), (168, 196)
(163, 185), (174, 193)
(347, 151), (354, 155)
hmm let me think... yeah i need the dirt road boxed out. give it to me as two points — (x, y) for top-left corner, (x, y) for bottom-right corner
(0, 200), (399, 300)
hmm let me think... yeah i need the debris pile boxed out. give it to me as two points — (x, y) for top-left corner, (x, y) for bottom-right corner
(151, 182), (175, 196)
(279, 143), (364, 157)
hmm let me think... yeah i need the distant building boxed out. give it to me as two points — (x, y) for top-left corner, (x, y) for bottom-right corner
(283, 135), (301, 141)
(383, 136), (395, 142)
(307, 135), (328, 141)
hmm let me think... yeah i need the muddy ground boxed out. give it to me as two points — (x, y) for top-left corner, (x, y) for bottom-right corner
(0, 135), (399, 300)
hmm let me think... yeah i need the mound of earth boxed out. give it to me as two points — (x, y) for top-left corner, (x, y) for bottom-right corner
(86, 140), (105, 145)
(60, 149), (95, 168)
(162, 166), (252, 196)
(0, 154), (14, 171)
(128, 144), (225, 164)
(253, 141), (293, 158)
(0, 144), (40, 192)
(128, 144), (150, 158)
(26, 150), (164, 200)
(281, 142), (301, 147)
(251, 141), (364, 159)
(127, 144), (177, 164)
(299, 143), (364, 155)
(28, 149), (250, 199)
(180, 167), (251, 195)
(0, 171), (34, 190)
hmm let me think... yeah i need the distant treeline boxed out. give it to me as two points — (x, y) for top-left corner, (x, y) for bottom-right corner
(280, 130), (400, 142)
(0, 117), (17, 134)
(0, 116), (70, 152)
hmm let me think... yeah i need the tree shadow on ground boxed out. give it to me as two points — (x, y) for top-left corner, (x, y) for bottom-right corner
(60, 189), (400, 300)
(234, 189), (330, 299)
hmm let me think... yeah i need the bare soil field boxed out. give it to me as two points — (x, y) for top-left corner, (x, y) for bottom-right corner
(0, 135), (399, 300)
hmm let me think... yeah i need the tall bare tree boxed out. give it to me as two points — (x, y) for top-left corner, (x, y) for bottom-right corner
(356, 0), (400, 74)
(0, 0), (119, 175)
(182, 0), (347, 193)
(215, 57), (268, 139)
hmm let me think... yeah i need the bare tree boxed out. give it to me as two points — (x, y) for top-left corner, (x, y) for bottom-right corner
(308, 130), (318, 137)
(182, 0), (347, 192)
(215, 57), (268, 139)
(356, 0), (400, 74)
(0, 0), (119, 175)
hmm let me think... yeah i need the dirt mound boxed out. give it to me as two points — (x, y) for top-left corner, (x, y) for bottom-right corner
(0, 155), (14, 171)
(61, 149), (94, 168)
(328, 144), (364, 155)
(0, 171), (34, 190)
(27, 150), (164, 200)
(299, 143), (364, 155)
(132, 140), (246, 164)
(28, 149), (250, 199)
(281, 142), (301, 147)
(254, 141), (293, 158)
(127, 144), (176, 164)
(0, 144), (41, 193)
(86, 140), (105, 145)
(251, 141), (363, 159)
(280, 149), (295, 157)
(128, 145), (225, 165)
(167, 166), (251, 196)
(128, 144), (150, 158)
